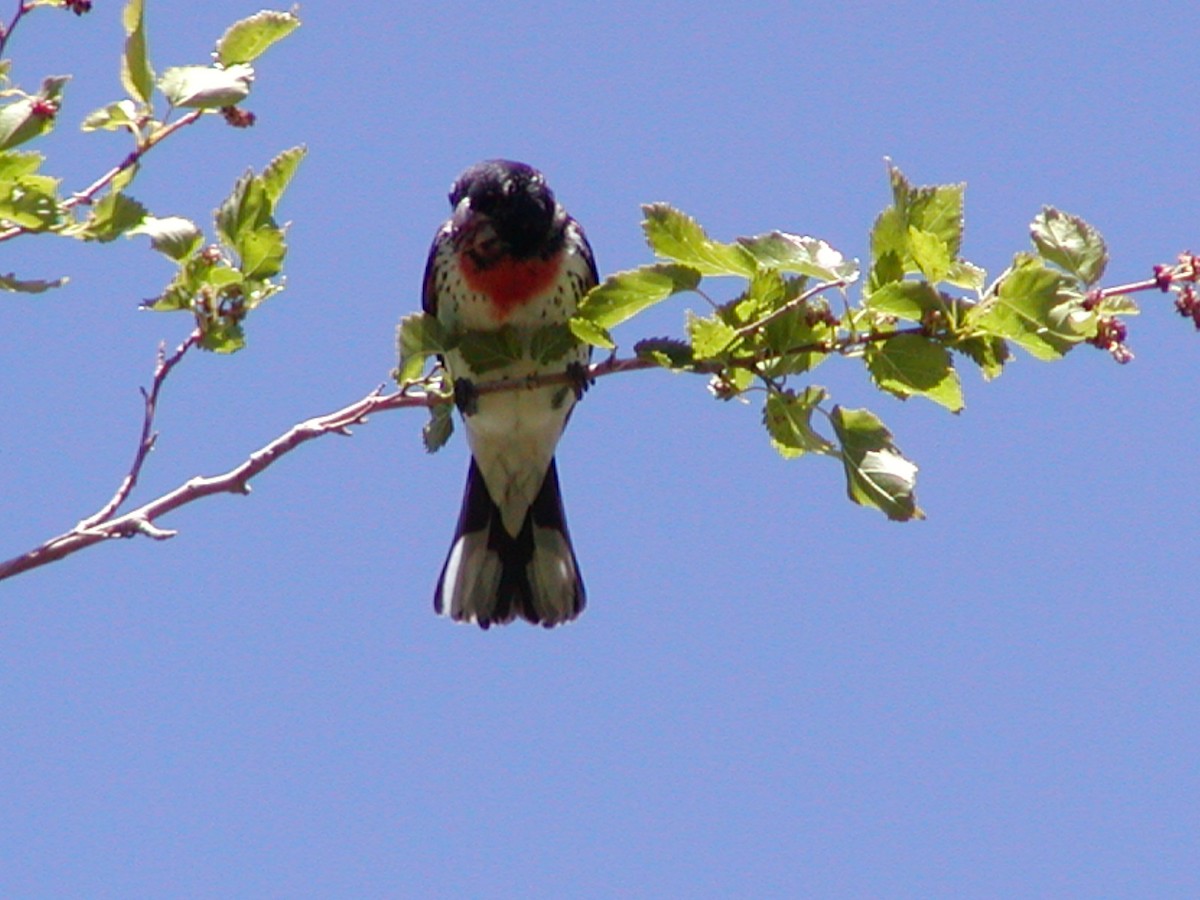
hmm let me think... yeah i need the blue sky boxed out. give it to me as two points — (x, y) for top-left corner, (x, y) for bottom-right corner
(2, 1), (1198, 896)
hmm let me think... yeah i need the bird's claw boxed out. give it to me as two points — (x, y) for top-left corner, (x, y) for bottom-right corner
(565, 361), (593, 401)
(453, 377), (479, 416)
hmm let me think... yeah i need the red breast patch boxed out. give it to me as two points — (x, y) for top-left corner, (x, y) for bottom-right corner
(458, 253), (563, 321)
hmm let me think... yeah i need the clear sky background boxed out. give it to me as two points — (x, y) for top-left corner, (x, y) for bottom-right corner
(2, 2), (1197, 897)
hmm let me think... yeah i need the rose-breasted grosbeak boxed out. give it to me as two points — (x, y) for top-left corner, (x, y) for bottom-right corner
(423, 160), (597, 628)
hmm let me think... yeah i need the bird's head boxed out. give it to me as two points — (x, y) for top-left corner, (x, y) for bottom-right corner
(449, 160), (562, 260)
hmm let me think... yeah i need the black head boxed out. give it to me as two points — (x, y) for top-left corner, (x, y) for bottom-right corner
(448, 160), (562, 258)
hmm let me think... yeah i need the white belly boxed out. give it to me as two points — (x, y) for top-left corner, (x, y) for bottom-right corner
(446, 340), (586, 536)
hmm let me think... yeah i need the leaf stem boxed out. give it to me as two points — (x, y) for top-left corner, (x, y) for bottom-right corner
(0, 108), (206, 243)
(0, 1), (31, 60)
(733, 278), (847, 338)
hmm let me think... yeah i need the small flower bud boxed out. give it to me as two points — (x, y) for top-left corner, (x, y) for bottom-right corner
(30, 98), (57, 119)
(220, 106), (257, 128)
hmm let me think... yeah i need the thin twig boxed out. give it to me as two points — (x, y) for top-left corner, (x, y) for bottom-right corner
(0, 1), (31, 60)
(0, 387), (433, 581)
(77, 329), (201, 529)
(733, 278), (848, 338)
(0, 109), (206, 243)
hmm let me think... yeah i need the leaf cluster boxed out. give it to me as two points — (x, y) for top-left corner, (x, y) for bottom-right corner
(140, 144), (305, 352)
(401, 162), (1129, 521)
(0, 1), (303, 351)
(629, 163), (1126, 518)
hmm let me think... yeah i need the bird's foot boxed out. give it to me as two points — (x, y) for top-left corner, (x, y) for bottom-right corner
(453, 377), (479, 416)
(565, 361), (593, 401)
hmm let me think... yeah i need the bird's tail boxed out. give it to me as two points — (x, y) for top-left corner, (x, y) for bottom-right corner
(434, 458), (585, 628)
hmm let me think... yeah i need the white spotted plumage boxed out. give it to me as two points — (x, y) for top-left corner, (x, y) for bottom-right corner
(422, 161), (597, 628)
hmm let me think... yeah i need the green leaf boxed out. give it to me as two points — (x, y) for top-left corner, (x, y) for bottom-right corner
(0, 271), (67, 293)
(687, 311), (738, 359)
(0, 173), (61, 229)
(865, 280), (943, 322)
(1046, 293), (1095, 340)
(238, 226), (286, 279)
(909, 184), (964, 259)
(968, 255), (1080, 360)
(888, 160), (912, 209)
(1097, 293), (1139, 316)
(727, 266), (787, 324)
(868, 252), (904, 294)
(865, 333), (964, 412)
(907, 227), (951, 282)
(259, 145), (307, 204)
(872, 163), (969, 291)
(121, 0), (154, 104)
(634, 336), (695, 369)
(206, 266), (244, 289)
(0, 77), (70, 152)
(396, 312), (449, 383)
(128, 215), (203, 260)
(422, 402), (454, 453)
(944, 259), (987, 292)
(891, 162), (965, 258)
(870, 205), (907, 261)
(81, 99), (139, 133)
(215, 147), (305, 247)
(763, 386), (835, 458)
(567, 316), (615, 350)
(215, 149), (303, 279)
(73, 190), (147, 242)
(188, 265), (253, 352)
(110, 162), (139, 194)
(1030, 206), (1108, 285)
(0, 99), (50, 151)
(0, 150), (43, 180)
(868, 206), (907, 290)
(144, 251), (220, 311)
(760, 310), (831, 378)
(530, 323), (578, 364)
(38, 76), (69, 101)
(832, 405), (923, 521)
(457, 328), (523, 374)
(951, 334), (1010, 381)
(215, 9), (301, 66)
(737, 231), (859, 283)
(575, 262), (701, 330)
(641, 203), (756, 276)
(200, 318), (245, 354)
(159, 64), (253, 109)
(215, 171), (265, 247)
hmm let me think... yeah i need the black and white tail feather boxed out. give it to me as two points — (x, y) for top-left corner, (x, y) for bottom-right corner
(424, 160), (596, 628)
(434, 458), (585, 629)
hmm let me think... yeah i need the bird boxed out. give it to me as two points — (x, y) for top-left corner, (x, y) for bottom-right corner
(422, 160), (598, 628)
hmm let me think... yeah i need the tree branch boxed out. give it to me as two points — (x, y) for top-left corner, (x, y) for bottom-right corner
(3, 256), (1196, 584)
(0, 384), (431, 581)
(0, 350), (663, 583)
(77, 329), (200, 530)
